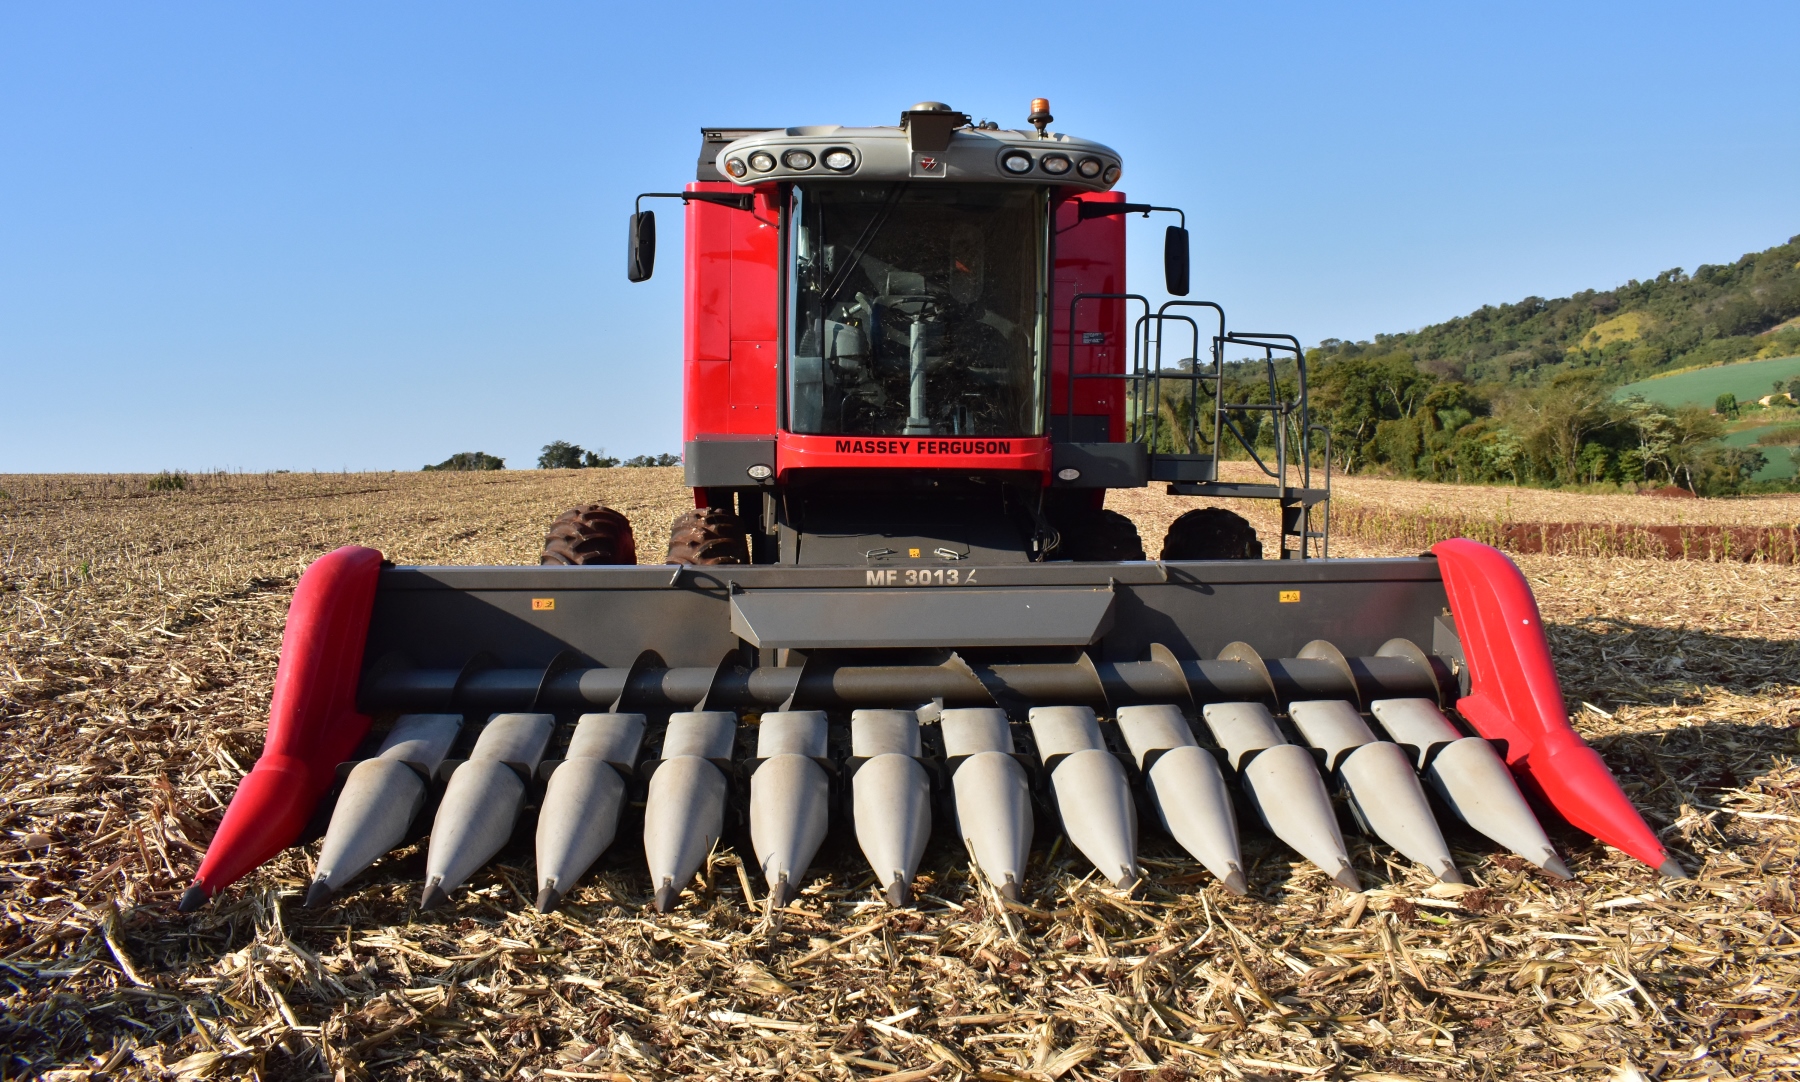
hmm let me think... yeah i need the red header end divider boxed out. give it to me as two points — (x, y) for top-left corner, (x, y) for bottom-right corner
(1432, 538), (1674, 873)
(181, 545), (385, 910)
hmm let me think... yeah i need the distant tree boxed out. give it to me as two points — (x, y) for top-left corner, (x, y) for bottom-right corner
(1311, 351), (1434, 472)
(1665, 406), (1726, 492)
(538, 441), (587, 469)
(423, 451), (505, 471)
(1577, 442), (1610, 484)
(583, 448), (621, 467)
(622, 453), (681, 467)
(1516, 370), (1612, 484)
(1715, 392), (1739, 417)
(1695, 445), (1766, 495)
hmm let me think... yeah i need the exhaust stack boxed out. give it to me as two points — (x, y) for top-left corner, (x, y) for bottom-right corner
(644, 711), (737, 913)
(1288, 700), (1460, 883)
(534, 713), (646, 912)
(941, 708), (1033, 901)
(1201, 702), (1358, 890)
(1114, 705), (1244, 895)
(749, 711), (831, 908)
(850, 709), (931, 906)
(421, 713), (554, 909)
(1371, 698), (1568, 879)
(307, 713), (462, 907)
(1028, 706), (1137, 889)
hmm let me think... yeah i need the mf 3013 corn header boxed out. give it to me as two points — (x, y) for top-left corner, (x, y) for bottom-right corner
(181, 100), (1680, 918)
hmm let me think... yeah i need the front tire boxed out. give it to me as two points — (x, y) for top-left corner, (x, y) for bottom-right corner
(665, 507), (749, 565)
(1160, 507), (1262, 560)
(541, 504), (638, 565)
(1059, 509), (1146, 561)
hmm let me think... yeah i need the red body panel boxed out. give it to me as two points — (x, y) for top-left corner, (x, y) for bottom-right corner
(1051, 191), (1129, 441)
(729, 341), (777, 434)
(1433, 539), (1669, 870)
(684, 182), (780, 444)
(186, 545), (384, 903)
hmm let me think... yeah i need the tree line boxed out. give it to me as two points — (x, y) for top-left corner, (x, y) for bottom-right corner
(421, 443), (680, 471)
(1162, 234), (1800, 496)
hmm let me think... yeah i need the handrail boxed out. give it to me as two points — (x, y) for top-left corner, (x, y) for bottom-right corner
(1062, 293), (1150, 437)
(1056, 297), (1327, 556)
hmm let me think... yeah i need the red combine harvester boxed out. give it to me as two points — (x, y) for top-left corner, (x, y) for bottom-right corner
(182, 101), (1678, 918)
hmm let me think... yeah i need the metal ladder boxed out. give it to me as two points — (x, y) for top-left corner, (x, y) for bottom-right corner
(1063, 295), (1332, 558)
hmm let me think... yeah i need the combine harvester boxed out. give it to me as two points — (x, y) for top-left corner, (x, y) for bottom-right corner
(180, 100), (1680, 917)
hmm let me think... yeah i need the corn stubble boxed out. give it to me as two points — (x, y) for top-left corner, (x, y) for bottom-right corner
(2, 468), (1797, 1080)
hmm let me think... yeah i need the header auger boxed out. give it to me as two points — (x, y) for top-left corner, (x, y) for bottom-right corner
(181, 100), (1680, 921)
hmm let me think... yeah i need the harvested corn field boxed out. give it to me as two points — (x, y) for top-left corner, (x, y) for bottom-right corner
(2, 469), (1798, 1081)
(1110, 467), (1800, 562)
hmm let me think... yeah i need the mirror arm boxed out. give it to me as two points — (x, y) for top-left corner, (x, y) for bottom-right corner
(635, 191), (756, 214)
(1076, 201), (1185, 229)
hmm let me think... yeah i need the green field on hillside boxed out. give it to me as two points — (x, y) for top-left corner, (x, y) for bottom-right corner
(1614, 354), (1800, 407)
(1720, 424), (1800, 480)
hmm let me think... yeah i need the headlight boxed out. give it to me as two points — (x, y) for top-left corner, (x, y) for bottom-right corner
(1000, 151), (1033, 174)
(724, 157), (748, 178)
(1103, 164), (1121, 184)
(1040, 154), (1071, 175)
(783, 149), (816, 170)
(1057, 467), (1081, 482)
(1077, 157), (1102, 178)
(749, 151), (776, 173)
(822, 148), (855, 171)
(746, 463), (773, 480)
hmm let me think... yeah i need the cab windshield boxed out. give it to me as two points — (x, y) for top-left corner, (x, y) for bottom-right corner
(788, 184), (1045, 437)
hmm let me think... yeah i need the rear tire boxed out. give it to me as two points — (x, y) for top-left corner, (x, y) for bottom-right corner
(1059, 509), (1146, 561)
(541, 504), (638, 565)
(666, 507), (749, 565)
(1160, 507), (1262, 560)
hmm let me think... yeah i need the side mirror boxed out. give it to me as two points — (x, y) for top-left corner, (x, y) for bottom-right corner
(1164, 225), (1190, 297)
(628, 210), (656, 282)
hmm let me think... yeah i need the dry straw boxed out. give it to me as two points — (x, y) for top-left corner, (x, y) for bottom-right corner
(2, 470), (1797, 1080)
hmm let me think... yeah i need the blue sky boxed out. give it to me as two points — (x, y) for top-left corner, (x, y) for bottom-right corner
(3, 2), (1796, 472)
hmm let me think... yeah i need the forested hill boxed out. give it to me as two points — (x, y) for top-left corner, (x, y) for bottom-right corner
(1310, 234), (1800, 387)
(1285, 235), (1800, 494)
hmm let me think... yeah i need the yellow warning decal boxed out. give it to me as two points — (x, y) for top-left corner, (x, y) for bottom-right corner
(908, 548), (921, 558)
(1279, 590), (1301, 603)
(532, 598), (556, 611)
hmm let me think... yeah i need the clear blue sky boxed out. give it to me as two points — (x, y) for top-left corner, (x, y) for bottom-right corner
(3, 2), (1796, 472)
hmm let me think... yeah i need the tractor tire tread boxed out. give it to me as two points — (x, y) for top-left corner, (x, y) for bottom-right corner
(1061, 509), (1146, 562)
(541, 504), (638, 565)
(1160, 507), (1263, 560)
(666, 507), (749, 565)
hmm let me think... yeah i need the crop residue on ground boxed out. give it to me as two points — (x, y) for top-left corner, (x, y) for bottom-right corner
(2, 469), (1797, 1080)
